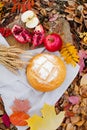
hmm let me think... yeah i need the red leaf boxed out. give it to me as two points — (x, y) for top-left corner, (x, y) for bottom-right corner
(27, 1), (32, 10)
(17, 3), (21, 11)
(64, 103), (71, 111)
(11, 98), (31, 113)
(12, 0), (17, 3)
(31, 0), (34, 6)
(2, 114), (11, 127)
(22, 0), (26, 2)
(66, 111), (75, 117)
(22, 3), (27, 13)
(11, 4), (17, 12)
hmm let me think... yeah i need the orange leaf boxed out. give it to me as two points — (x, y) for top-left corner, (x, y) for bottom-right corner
(66, 111), (75, 117)
(27, 1), (32, 10)
(12, 0), (17, 3)
(22, 0), (26, 2)
(11, 4), (17, 12)
(22, 3), (27, 13)
(31, 0), (34, 6)
(17, 3), (21, 11)
(9, 112), (29, 126)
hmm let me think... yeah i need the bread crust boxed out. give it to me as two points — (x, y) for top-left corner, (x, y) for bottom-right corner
(26, 53), (66, 92)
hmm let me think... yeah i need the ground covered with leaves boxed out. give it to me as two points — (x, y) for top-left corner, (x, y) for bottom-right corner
(0, 0), (87, 130)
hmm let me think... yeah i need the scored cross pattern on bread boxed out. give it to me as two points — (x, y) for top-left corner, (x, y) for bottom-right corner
(26, 53), (66, 92)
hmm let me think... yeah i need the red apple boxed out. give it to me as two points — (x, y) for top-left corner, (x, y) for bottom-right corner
(44, 33), (62, 52)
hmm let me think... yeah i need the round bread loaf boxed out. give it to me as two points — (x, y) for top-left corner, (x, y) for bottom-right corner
(26, 53), (66, 92)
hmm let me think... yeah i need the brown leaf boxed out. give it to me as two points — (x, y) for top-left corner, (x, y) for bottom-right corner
(80, 74), (87, 86)
(74, 16), (83, 24)
(75, 120), (85, 126)
(84, 19), (87, 28)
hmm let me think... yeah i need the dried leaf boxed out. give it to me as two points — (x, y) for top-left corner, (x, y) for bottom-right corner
(0, 2), (4, 9)
(66, 111), (75, 117)
(49, 14), (58, 22)
(31, 0), (34, 6)
(68, 96), (80, 105)
(9, 111), (29, 126)
(80, 74), (87, 86)
(11, 4), (17, 13)
(79, 32), (87, 44)
(66, 123), (74, 130)
(11, 0), (34, 13)
(27, 104), (65, 130)
(27, 1), (31, 10)
(11, 98), (31, 113)
(78, 50), (87, 73)
(12, 0), (16, 3)
(17, 3), (21, 11)
(22, 0), (26, 2)
(22, 3), (27, 13)
(2, 114), (11, 127)
(60, 43), (79, 66)
(75, 120), (85, 126)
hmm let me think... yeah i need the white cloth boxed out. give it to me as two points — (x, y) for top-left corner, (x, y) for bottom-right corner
(0, 34), (80, 130)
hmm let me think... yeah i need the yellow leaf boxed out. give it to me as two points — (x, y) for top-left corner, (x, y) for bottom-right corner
(27, 104), (65, 130)
(60, 43), (79, 66)
(79, 32), (87, 44)
(0, 2), (4, 9)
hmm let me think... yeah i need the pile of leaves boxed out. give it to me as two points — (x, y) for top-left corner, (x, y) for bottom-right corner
(0, 0), (87, 130)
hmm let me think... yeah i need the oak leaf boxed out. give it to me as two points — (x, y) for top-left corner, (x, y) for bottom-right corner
(27, 104), (65, 130)
(11, 98), (31, 113)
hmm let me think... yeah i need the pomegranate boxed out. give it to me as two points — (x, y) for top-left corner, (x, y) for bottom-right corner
(0, 27), (12, 37)
(32, 24), (45, 47)
(44, 33), (63, 52)
(11, 25), (32, 44)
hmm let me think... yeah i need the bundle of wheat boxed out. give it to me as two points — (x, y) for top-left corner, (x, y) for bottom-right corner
(0, 45), (33, 74)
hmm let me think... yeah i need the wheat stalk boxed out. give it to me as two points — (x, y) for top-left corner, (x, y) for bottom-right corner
(0, 44), (33, 74)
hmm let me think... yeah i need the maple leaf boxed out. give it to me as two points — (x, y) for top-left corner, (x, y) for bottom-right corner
(26, 104), (65, 130)
(11, 98), (31, 113)
(9, 111), (29, 126)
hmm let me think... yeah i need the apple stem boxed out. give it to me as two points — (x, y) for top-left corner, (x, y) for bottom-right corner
(48, 38), (54, 43)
